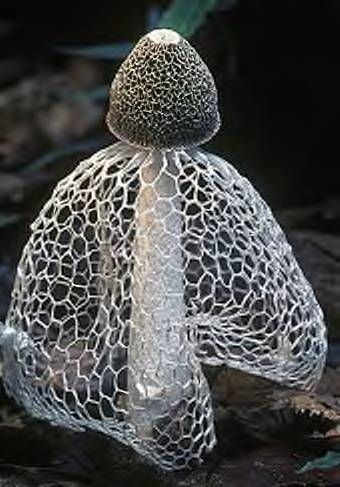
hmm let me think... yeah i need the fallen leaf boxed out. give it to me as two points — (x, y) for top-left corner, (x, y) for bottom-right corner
(297, 451), (340, 473)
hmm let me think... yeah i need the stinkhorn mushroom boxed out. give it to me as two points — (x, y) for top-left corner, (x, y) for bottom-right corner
(0, 29), (327, 470)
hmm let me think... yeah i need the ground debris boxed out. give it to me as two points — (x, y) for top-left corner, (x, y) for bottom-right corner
(0, 173), (24, 204)
(289, 231), (340, 341)
(0, 365), (339, 486)
(0, 59), (103, 170)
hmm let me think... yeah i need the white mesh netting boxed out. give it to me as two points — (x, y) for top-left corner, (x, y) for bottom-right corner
(0, 141), (327, 470)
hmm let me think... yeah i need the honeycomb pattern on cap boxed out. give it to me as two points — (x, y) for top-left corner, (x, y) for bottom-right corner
(106, 29), (220, 150)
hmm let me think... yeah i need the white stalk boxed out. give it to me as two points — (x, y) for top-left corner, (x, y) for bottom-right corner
(128, 150), (190, 438)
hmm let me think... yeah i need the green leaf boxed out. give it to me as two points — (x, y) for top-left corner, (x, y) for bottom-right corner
(56, 42), (132, 60)
(297, 451), (340, 473)
(61, 85), (108, 103)
(147, 5), (162, 31)
(158, 0), (220, 37)
(20, 137), (107, 176)
(0, 213), (20, 228)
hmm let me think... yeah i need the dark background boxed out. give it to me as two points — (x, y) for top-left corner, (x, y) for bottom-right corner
(1, 0), (340, 206)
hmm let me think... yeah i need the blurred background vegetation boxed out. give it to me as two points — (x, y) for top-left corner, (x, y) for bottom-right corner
(1, 1), (340, 484)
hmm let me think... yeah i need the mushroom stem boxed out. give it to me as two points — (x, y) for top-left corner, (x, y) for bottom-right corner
(128, 150), (188, 438)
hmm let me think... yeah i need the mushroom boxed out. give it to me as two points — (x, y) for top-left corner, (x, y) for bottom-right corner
(0, 29), (327, 470)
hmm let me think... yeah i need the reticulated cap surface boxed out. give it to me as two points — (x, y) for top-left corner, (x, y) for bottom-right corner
(106, 29), (220, 150)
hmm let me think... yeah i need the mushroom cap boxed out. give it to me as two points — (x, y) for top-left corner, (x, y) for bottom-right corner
(106, 29), (220, 150)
